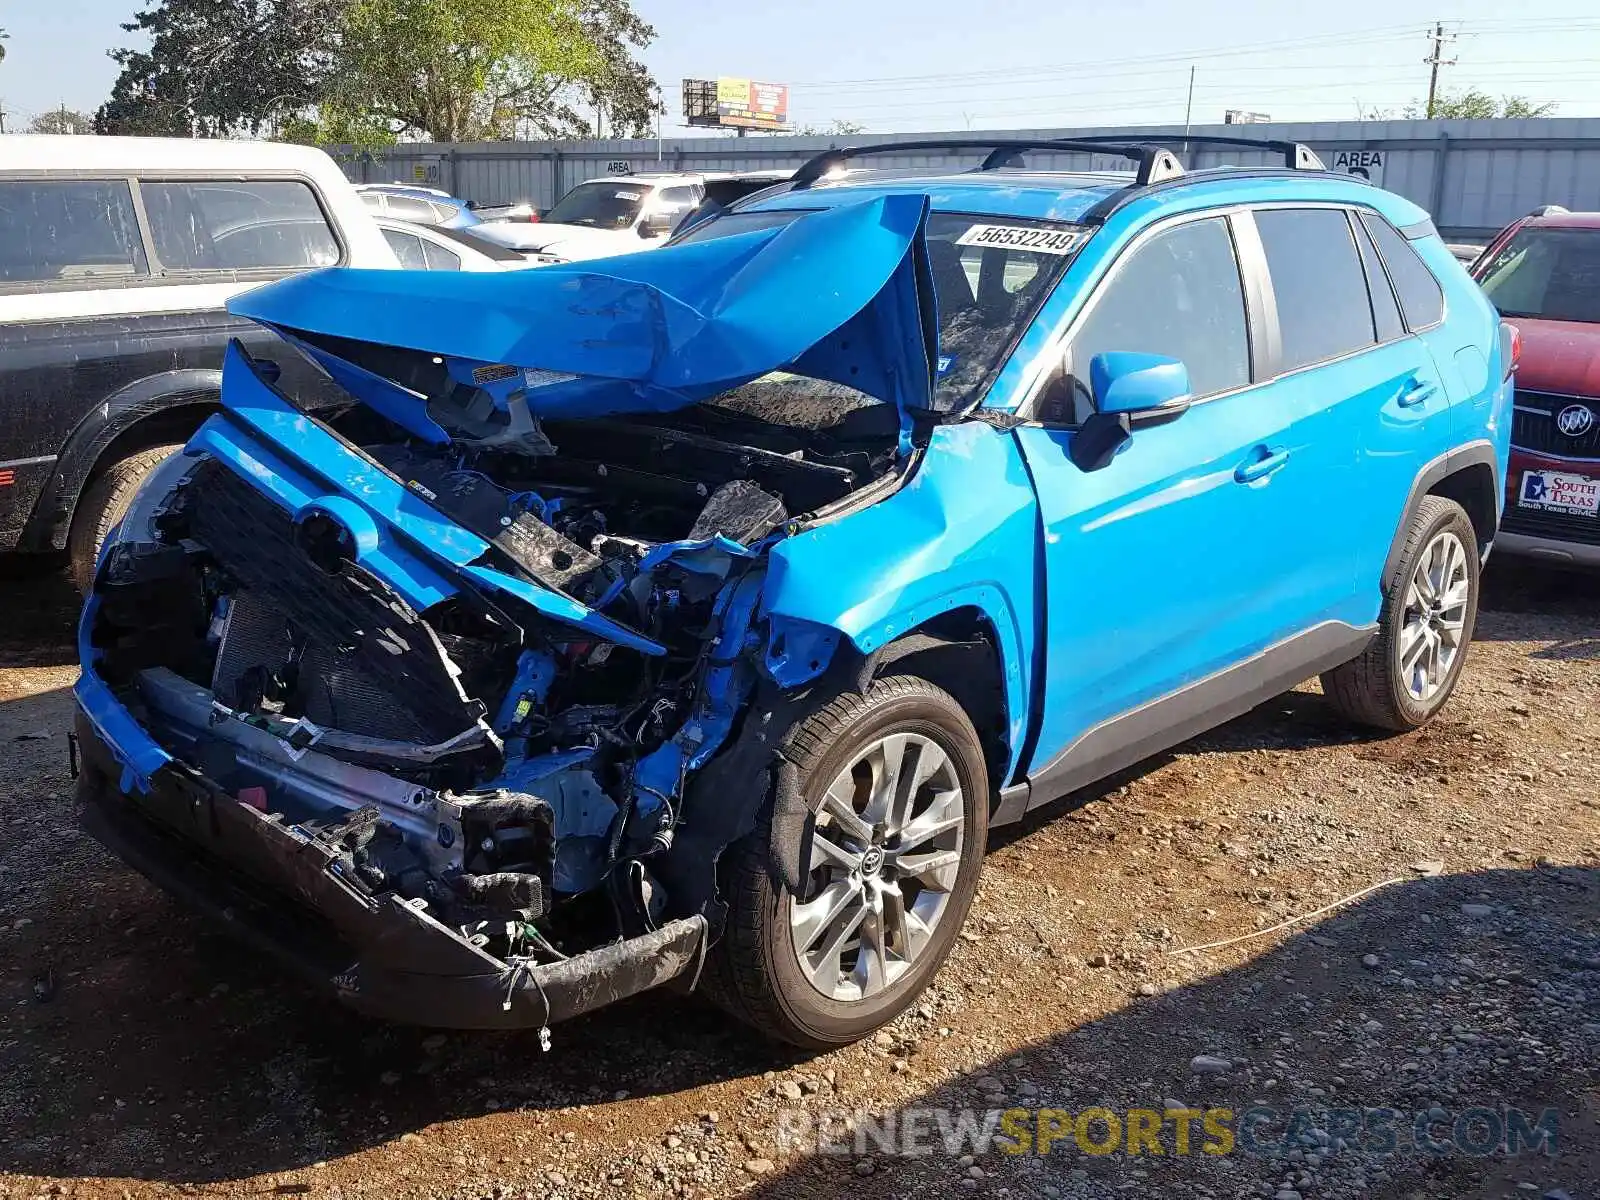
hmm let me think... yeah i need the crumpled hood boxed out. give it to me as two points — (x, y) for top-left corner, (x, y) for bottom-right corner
(231, 194), (938, 447)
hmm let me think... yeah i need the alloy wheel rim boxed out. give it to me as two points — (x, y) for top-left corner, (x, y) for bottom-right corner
(788, 732), (965, 1002)
(1399, 530), (1471, 703)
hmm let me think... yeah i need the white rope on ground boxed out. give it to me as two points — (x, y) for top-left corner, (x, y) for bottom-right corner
(1164, 875), (1412, 957)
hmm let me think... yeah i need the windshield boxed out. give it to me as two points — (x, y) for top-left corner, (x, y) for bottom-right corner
(542, 181), (650, 230)
(1478, 225), (1600, 324)
(677, 208), (1082, 410)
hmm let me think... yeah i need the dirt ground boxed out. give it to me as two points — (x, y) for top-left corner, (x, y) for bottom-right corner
(1, 553), (1595, 1200)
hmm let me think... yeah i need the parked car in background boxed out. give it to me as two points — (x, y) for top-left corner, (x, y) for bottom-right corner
(75, 136), (1510, 1048)
(375, 217), (537, 272)
(356, 183), (480, 230)
(0, 136), (397, 589)
(475, 170), (790, 263)
(1473, 206), (1600, 568)
(471, 200), (543, 224)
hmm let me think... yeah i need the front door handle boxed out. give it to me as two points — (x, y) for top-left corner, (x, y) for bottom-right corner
(1235, 447), (1290, 483)
(1399, 378), (1438, 408)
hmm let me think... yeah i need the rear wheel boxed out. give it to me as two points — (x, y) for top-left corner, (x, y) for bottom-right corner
(68, 444), (184, 593)
(1321, 495), (1480, 731)
(705, 676), (988, 1048)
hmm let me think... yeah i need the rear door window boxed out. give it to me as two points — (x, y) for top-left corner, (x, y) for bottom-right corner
(1255, 207), (1376, 371)
(383, 226), (428, 270)
(0, 180), (149, 285)
(141, 179), (340, 272)
(384, 195), (440, 224)
(1362, 213), (1446, 330)
(421, 240), (463, 271)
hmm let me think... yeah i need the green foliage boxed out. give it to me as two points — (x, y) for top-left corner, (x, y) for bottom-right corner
(791, 120), (866, 136)
(28, 108), (95, 135)
(95, 0), (659, 143)
(96, 0), (345, 137)
(1404, 88), (1558, 120)
(326, 0), (660, 141)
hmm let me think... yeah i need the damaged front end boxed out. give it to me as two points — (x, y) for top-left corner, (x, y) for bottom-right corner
(74, 194), (935, 1034)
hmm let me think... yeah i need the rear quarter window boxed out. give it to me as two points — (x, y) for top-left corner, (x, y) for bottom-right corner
(1255, 207), (1376, 371)
(1362, 212), (1445, 330)
(0, 179), (149, 286)
(142, 179), (340, 272)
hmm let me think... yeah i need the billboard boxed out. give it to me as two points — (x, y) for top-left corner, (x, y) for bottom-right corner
(683, 78), (789, 131)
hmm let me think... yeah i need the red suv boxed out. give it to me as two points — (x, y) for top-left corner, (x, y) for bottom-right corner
(1474, 207), (1600, 568)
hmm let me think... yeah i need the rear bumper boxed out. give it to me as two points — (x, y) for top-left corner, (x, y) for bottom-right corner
(1493, 530), (1600, 570)
(74, 707), (706, 1031)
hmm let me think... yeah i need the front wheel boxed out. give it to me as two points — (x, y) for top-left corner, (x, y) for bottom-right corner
(68, 443), (184, 593)
(705, 676), (989, 1048)
(1321, 494), (1480, 731)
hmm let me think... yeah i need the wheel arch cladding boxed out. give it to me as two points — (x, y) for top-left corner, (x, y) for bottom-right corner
(1428, 461), (1499, 552)
(760, 421), (1038, 784)
(23, 370), (221, 551)
(1380, 440), (1501, 591)
(870, 611), (1010, 804)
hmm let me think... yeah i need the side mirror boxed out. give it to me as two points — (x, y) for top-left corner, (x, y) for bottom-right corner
(1069, 352), (1192, 473)
(639, 210), (675, 238)
(1091, 351), (1192, 418)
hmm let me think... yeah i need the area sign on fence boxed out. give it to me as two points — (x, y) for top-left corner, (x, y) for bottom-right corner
(1330, 149), (1385, 186)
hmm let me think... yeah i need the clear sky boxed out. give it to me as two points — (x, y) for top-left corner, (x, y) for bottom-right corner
(3, 0), (1600, 134)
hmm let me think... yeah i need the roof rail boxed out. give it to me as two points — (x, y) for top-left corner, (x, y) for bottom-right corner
(788, 138), (1185, 190)
(1065, 133), (1325, 171)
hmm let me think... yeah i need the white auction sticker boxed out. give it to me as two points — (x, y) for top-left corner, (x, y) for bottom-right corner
(955, 224), (1082, 254)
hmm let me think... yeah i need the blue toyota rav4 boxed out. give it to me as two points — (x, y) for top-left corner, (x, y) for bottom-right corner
(75, 137), (1513, 1049)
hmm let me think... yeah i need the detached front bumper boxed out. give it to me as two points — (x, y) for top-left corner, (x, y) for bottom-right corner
(74, 707), (707, 1031)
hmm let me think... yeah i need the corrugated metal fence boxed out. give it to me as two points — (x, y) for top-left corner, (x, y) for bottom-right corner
(333, 117), (1600, 238)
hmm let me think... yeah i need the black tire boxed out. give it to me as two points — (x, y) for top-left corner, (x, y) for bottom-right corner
(68, 443), (184, 593)
(1321, 494), (1480, 732)
(704, 675), (989, 1049)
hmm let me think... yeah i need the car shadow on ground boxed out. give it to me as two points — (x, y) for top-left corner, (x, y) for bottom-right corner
(0, 553), (78, 669)
(0, 671), (1415, 1187)
(1, 559), (1590, 1187)
(0, 677), (815, 1187)
(747, 865), (1600, 1199)
(1479, 560), (1600, 661)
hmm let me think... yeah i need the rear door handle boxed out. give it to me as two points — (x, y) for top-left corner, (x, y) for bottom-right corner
(1399, 378), (1438, 408)
(1235, 447), (1290, 483)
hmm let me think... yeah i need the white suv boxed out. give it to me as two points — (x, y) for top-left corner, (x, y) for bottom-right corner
(476, 170), (790, 263)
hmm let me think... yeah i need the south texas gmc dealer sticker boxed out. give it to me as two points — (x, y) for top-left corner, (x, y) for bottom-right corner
(1520, 470), (1600, 516)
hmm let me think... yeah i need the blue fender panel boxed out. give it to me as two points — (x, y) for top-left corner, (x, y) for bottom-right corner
(760, 422), (1039, 780)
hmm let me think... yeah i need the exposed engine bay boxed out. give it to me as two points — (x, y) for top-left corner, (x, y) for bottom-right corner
(85, 356), (903, 981)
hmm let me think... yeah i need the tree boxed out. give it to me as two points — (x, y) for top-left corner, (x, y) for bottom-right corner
(96, 0), (346, 137)
(29, 108), (95, 135)
(313, 0), (656, 143)
(790, 120), (866, 137)
(1403, 88), (1557, 120)
(570, 0), (660, 138)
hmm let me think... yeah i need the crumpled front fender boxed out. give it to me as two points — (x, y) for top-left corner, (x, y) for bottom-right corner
(760, 421), (1040, 781)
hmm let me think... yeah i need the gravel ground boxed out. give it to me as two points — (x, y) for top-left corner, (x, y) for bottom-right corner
(0, 554), (1595, 1200)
